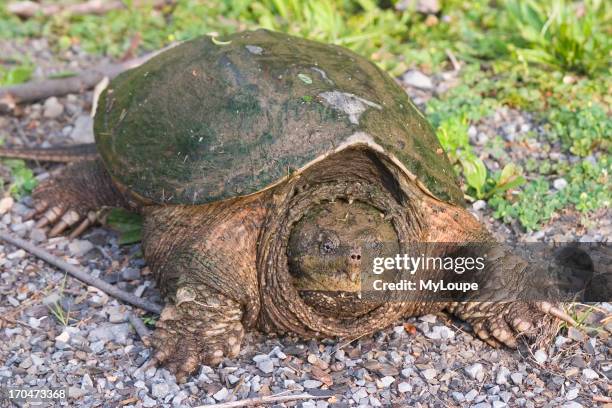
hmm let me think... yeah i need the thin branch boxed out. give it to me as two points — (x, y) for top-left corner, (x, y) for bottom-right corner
(0, 42), (179, 111)
(7, 0), (174, 19)
(0, 231), (162, 314)
(194, 393), (329, 408)
(128, 312), (152, 345)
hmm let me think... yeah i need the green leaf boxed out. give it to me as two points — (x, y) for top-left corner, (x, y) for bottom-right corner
(461, 154), (488, 198)
(106, 208), (142, 245)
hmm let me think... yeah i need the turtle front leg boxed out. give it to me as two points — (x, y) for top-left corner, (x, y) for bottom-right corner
(142, 200), (265, 382)
(151, 282), (245, 382)
(30, 158), (132, 238)
(423, 199), (575, 349)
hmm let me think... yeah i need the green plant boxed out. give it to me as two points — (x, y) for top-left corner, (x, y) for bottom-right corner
(502, 0), (611, 76)
(106, 208), (143, 244)
(1, 159), (38, 198)
(0, 63), (33, 85)
(47, 274), (73, 327)
(546, 103), (611, 157)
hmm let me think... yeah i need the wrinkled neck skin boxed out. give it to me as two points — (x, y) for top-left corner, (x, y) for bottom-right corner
(256, 147), (496, 338)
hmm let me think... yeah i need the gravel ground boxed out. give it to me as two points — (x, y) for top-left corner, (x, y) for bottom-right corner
(1, 40), (610, 407)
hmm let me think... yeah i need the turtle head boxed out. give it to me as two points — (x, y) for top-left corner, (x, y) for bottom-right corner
(286, 199), (398, 317)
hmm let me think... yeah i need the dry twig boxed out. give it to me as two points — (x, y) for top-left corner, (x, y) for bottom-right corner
(0, 43), (179, 112)
(0, 231), (163, 314)
(7, 0), (173, 19)
(193, 392), (328, 408)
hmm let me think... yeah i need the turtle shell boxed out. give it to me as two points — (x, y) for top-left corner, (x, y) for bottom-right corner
(94, 29), (463, 206)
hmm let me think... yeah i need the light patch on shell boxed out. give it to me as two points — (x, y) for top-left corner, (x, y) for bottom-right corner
(245, 45), (263, 54)
(311, 67), (334, 85)
(298, 74), (313, 84)
(318, 91), (382, 125)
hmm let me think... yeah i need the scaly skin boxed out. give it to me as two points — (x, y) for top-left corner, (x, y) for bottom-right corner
(12, 150), (574, 383)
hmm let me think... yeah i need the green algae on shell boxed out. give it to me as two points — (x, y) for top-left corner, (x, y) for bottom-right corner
(94, 29), (463, 206)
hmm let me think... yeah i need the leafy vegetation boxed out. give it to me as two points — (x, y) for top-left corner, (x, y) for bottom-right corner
(0, 0), (609, 232)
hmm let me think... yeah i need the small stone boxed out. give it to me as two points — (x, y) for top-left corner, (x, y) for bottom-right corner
(421, 368), (437, 381)
(533, 349), (547, 364)
(378, 375), (395, 388)
(43, 97), (64, 118)
(492, 401), (507, 408)
(68, 386), (87, 399)
(0, 196), (14, 215)
(19, 357), (32, 369)
(426, 325), (455, 340)
(121, 267), (141, 281)
(562, 403), (583, 408)
(553, 178), (568, 190)
(564, 367), (579, 377)
(397, 382), (412, 393)
(565, 388), (579, 400)
(581, 368), (598, 380)
(151, 382), (170, 399)
(510, 372), (523, 385)
(465, 389), (478, 402)
(256, 359), (274, 374)
(451, 392), (465, 402)
(303, 380), (322, 389)
(212, 387), (229, 401)
(567, 327), (585, 342)
(70, 115), (94, 144)
(81, 373), (93, 390)
(88, 323), (131, 345)
(419, 314), (437, 323)
(472, 200), (487, 211)
(6, 296), (19, 307)
(496, 366), (510, 385)
(465, 363), (484, 381)
(555, 335), (569, 347)
(402, 70), (433, 90)
(142, 395), (157, 407)
(7, 249), (25, 260)
(90, 340), (105, 353)
(68, 239), (94, 256)
(55, 331), (70, 343)
(107, 307), (128, 323)
(30, 228), (46, 243)
(30, 354), (44, 366)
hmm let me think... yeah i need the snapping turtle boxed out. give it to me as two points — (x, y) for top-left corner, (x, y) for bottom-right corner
(1, 30), (574, 381)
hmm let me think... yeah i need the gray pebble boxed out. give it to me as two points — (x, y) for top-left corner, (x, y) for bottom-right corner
(212, 387), (229, 401)
(43, 97), (64, 118)
(142, 394), (157, 407)
(496, 366), (510, 385)
(397, 382), (412, 393)
(533, 349), (547, 364)
(152, 382), (170, 399)
(510, 372), (523, 385)
(303, 380), (322, 389)
(465, 363), (484, 381)
(256, 359), (274, 374)
(553, 178), (568, 190)
(581, 368), (598, 380)
(68, 239), (94, 257)
(421, 368), (437, 381)
(402, 70), (433, 90)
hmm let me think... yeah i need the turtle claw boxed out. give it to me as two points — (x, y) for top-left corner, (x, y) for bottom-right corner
(451, 301), (568, 349)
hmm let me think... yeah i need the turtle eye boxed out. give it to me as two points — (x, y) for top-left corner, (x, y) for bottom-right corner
(319, 232), (339, 254)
